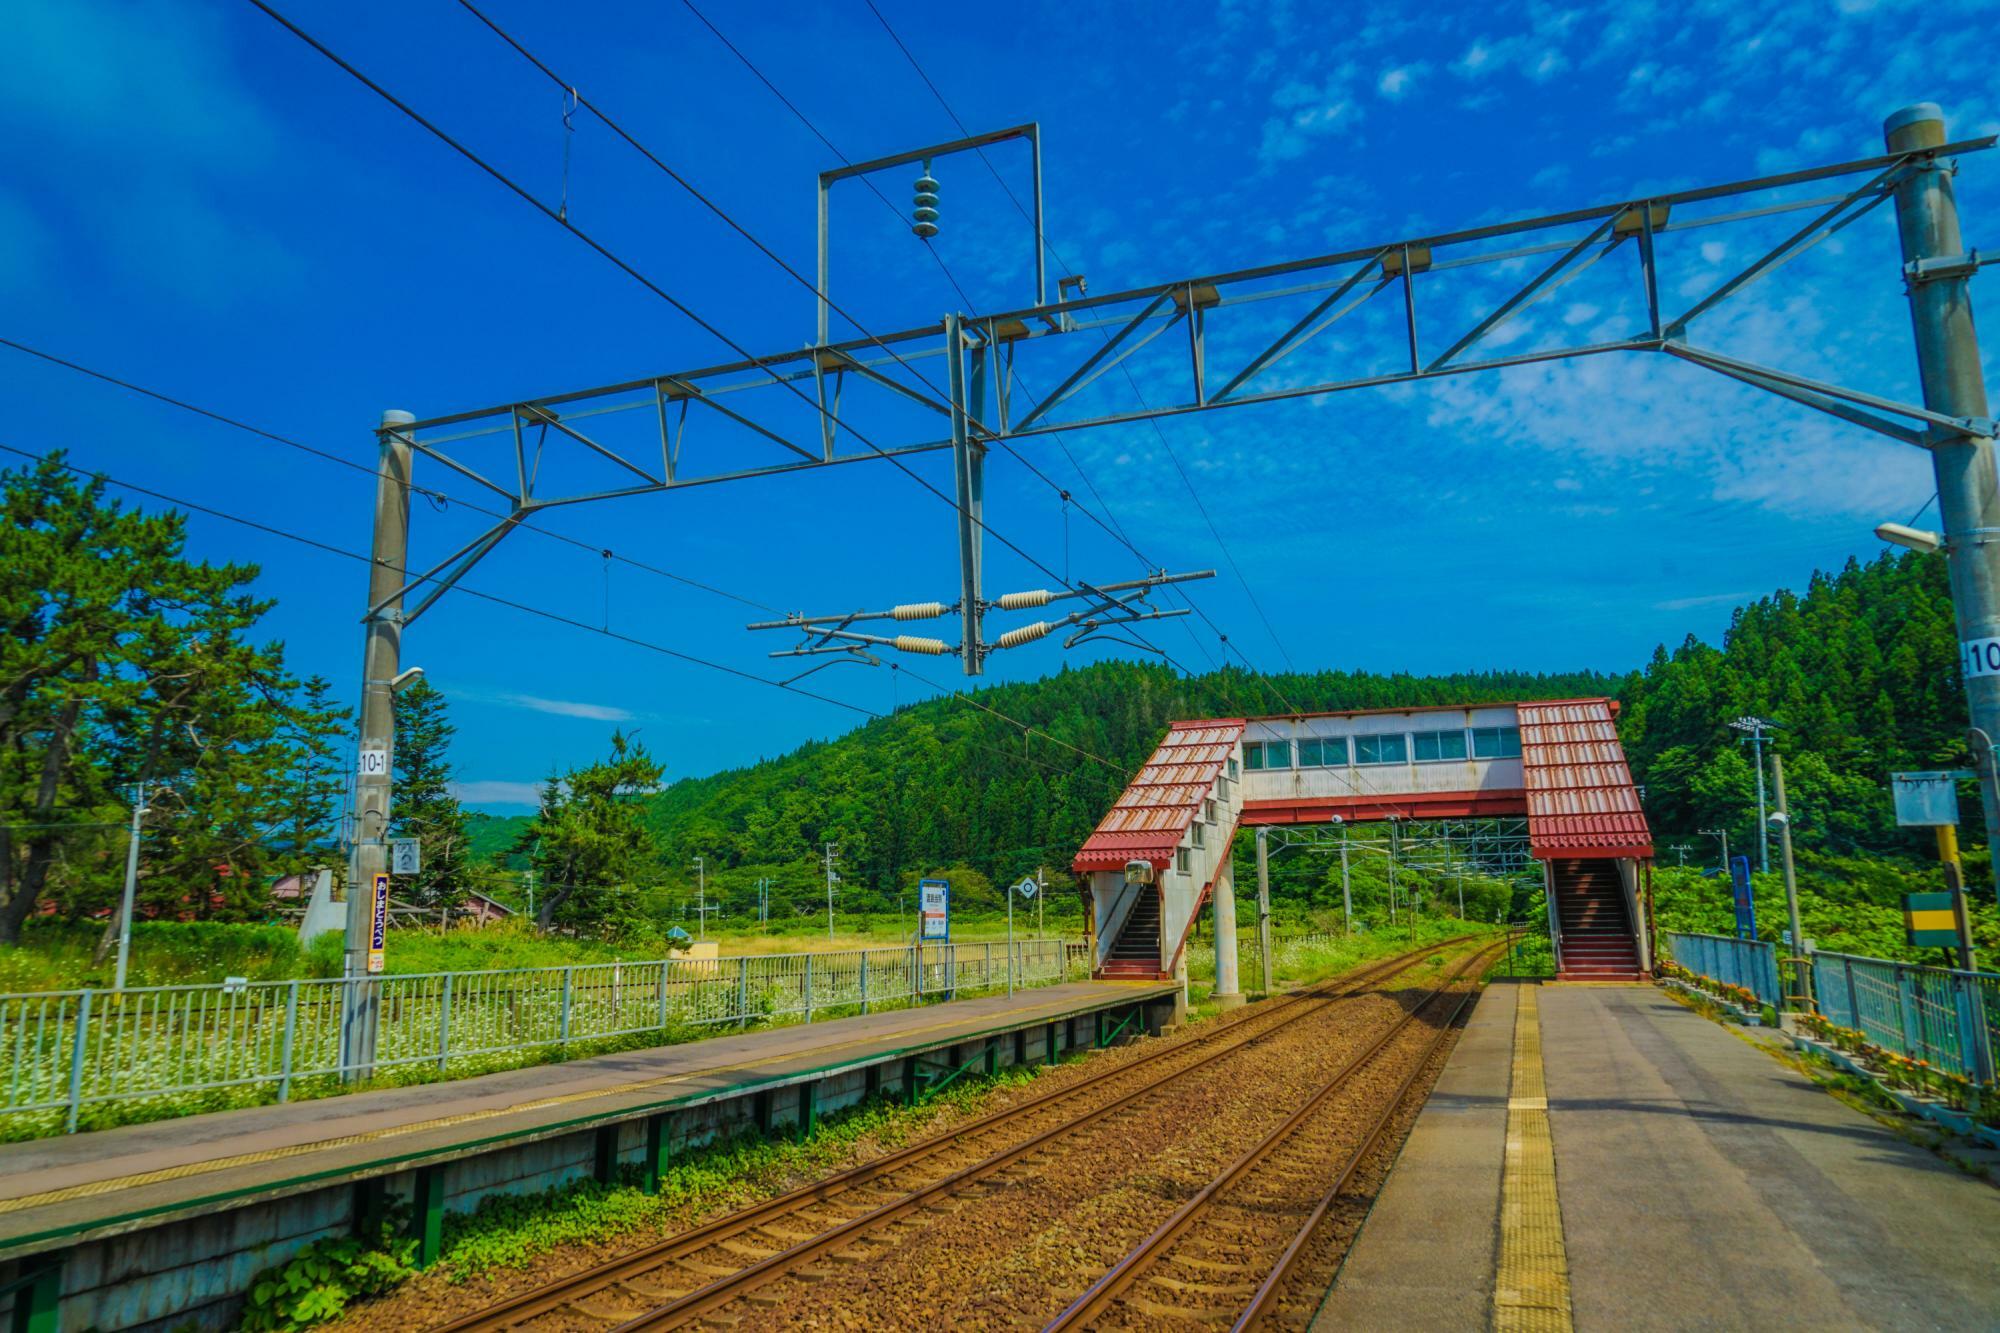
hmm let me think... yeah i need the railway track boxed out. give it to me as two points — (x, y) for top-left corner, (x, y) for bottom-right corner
(1045, 939), (1506, 1331)
(431, 938), (1477, 1332)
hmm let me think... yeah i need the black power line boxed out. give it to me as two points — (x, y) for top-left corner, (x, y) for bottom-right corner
(669, 0), (1296, 721)
(860, 0), (1301, 680)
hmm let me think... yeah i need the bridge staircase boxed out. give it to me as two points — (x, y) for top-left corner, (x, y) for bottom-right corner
(1552, 858), (1644, 980)
(1098, 889), (1166, 979)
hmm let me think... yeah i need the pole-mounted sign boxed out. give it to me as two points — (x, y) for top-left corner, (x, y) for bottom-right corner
(367, 873), (390, 974)
(1890, 769), (1977, 970)
(389, 838), (421, 876)
(918, 878), (950, 941)
(1729, 855), (1757, 941)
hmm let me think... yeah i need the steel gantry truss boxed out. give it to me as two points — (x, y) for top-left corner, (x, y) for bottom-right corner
(383, 127), (1998, 660)
(345, 107), (2000, 1072)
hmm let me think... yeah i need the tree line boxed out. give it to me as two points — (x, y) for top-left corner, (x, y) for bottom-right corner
(5, 453), (1975, 951)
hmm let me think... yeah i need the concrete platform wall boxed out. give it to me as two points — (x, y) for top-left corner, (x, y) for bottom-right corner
(0, 1002), (1140, 1332)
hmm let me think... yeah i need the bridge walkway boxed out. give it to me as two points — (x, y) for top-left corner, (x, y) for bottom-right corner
(1317, 982), (2000, 1331)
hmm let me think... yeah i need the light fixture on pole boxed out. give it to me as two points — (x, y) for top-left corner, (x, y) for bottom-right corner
(1727, 716), (1782, 873)
(1875, 521), (1944, 553)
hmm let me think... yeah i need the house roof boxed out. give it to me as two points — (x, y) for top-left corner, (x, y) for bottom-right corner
(1517, 698), (1654, 859)
(1073, 721), (1244, 872)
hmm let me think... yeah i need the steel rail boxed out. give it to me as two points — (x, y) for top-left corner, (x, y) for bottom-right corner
(1232, 965), (1497, 1330)
(602, 941), (1479, 1332)
(1043, 939), (1506, 1330)
(431, 938), (1474, 1332)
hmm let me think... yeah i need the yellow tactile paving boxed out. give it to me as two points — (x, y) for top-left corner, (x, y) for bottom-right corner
(1493, 984), (1573, 1332)
(0, 983), (1164, 1217)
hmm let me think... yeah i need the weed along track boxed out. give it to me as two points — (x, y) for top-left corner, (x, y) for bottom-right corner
(430, 937), (1497, 1332)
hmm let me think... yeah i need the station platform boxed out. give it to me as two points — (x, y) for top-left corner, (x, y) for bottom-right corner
(1317, 981), (2000, 1332)
(0, 978), (1174, 1332)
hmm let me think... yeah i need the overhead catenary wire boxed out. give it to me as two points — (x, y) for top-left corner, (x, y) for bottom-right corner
(415, 0), (1252, 710)
(860, 0), (1302, 681)
(4, 441), (1136, 778)
(0, 333), (780, 615)
(245, 0), (1127, 639)
(670, 1), (1296, 722)
(449, 0), (1205, 679)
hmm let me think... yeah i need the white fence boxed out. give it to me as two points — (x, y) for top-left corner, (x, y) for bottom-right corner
(0, 938), (1077, 1135)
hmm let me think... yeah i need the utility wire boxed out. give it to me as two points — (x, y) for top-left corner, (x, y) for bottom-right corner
(673, 1), (1290, 720)
(247, 0), (1108, 628)
(860, 0), (1301, 678)
(425, 0), (1228, 699)
(6, 441), (1133, 776)
(0, 333), (778, 614)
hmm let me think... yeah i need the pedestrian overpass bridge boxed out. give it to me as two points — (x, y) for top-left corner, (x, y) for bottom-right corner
(1071, 698), (1655, 988)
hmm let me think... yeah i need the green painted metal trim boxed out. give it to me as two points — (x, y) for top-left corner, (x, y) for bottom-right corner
(643, 1113), (673, 1196)
(410, 1165), (444, 1269)
(6, 1263), (59, 1333)
(799, 1081), (818, 1138)
(919, 1044), (993, 1102)
(0, 983), (1176, 1259)
(1100, 1004), (1142, 1048)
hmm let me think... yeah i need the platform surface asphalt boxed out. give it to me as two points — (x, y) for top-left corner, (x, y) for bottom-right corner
(0, 978), (1171, 1254)
(1318, 980), (2000, 1332)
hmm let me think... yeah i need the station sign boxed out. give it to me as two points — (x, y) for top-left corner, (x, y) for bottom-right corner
(918, 878), (950, 941)
(1891, 770), (1971, 827)
(368, 873), (390, 973)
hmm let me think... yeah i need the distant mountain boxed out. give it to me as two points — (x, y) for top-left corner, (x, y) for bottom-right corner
(471, 659), (1620, 907)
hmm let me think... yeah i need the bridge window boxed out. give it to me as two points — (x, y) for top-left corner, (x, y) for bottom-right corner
(1297, 736), (1349, 767)
(1192, 822), (1205, 847)
(1204, 798), (1217, 822)
(1227, 758), (1240, 780)
(1176, 847), (1191, 872)
(1354, 733), (1409, 765)
(1471, 725), (1523, 758)
(1244, 739), (1292, 770)
(1413, 729), (1469, 762)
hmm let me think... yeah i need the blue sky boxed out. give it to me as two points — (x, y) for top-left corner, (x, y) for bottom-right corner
(4, 0), (1997, 810)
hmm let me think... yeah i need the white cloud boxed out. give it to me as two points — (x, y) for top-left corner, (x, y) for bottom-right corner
(1377, 64), (1423, 100)
(450, 780), (544, 808)
(1653, 590), (1756, 612)
(500, 693), (634, 722)
(446, 683), (636, 723)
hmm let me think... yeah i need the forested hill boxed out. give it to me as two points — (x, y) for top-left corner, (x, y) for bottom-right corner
(474, 662), (1619, 900)
(471, 549), (1968, 904)
(1617, 549), (1967, 856)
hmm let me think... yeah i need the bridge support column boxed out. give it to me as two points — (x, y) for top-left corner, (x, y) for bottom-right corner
(1212, 860), (1244, 1010)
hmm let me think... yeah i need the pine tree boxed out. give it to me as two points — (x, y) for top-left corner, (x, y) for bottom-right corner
(391, 679), (475, 911)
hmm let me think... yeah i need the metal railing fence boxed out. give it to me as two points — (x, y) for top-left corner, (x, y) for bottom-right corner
(1809, 949), (1998, 1084)
(1661, 932), (1783, 1009)
(0, 938), (1077, 1135)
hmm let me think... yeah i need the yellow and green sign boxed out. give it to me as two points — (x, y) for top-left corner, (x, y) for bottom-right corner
(1902, 892), (1959, 948)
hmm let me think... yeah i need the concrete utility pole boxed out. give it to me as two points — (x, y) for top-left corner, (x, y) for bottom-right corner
(1254, 827), (1274, 996)
(1887, 103), (2000, 901)
(1339, 829), (1353, 934)
(1772, 754), (1811, 1008)
(823, 842), (839, 940)
(1212, 858), (1243, 1010)
(690, 856), (707, 939)
(342, 410), (413, 1080)
(112, 781), (148, 991)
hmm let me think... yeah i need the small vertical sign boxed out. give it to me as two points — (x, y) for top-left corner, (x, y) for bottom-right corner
(1729, 855), (1756, 941)
(918, 878), (951, 941)
(368, 872), (390, 974)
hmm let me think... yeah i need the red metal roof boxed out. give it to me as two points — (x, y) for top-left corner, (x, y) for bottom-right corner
(1517, 699), (1653, 859)
(1073, 721), (1244, 872)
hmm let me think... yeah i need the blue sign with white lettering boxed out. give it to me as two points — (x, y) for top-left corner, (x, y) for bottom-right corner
(1729, 855), (1756, 941)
